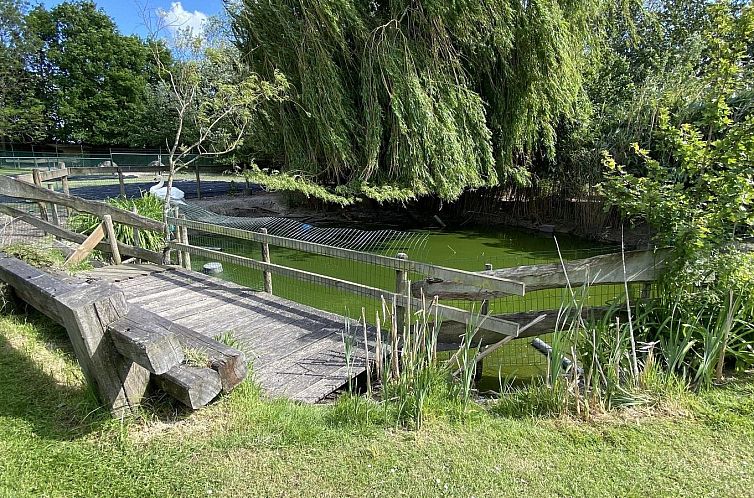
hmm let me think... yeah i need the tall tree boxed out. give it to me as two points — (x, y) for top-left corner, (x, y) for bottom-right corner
(143, 15), (288, 222)
(0, 0), (45, 143)
(232, 0), (601, 202)
(24, 1), (160, 146)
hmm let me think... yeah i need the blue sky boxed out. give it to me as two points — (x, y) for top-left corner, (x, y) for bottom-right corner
(40, 0), (224, 36)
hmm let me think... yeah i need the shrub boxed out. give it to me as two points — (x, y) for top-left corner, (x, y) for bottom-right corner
(68, 194), (165, 252)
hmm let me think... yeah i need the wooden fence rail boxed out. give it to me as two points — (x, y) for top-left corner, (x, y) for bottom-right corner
(0, 175), (163, 231)
(412, 249), (673, 300)
(167, 217), (526, 297)
(0, 198), (163, 264)
(167, 241), (528, 338)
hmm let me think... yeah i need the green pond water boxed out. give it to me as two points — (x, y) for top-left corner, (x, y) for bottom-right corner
(187, 224), (620, 384)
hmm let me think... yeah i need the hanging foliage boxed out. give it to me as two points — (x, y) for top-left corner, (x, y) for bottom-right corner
(231, 0), (599, 202)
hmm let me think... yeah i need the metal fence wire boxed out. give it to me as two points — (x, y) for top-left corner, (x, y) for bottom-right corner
(0, 170), (637, 381)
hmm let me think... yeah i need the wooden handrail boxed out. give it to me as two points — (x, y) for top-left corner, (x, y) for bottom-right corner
(167, 217), (526, 297)
(168, 242), (522, 337)
(411, 248), (673, 299)
(0, 203), (163, 264)
(16, 167), (69, 183)
(0, 175), (164, 231)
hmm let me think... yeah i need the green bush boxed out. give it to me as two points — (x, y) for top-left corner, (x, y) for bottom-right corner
(599, 1), (754, 383)
(68, 194), (165, 252)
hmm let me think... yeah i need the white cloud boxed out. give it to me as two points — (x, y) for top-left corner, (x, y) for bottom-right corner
(158, 2), (208, 36)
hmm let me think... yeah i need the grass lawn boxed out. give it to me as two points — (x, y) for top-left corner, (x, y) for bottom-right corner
(1, 309), (753, 497)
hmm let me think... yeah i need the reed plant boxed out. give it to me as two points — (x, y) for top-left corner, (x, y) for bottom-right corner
(337, 292), (490, 429)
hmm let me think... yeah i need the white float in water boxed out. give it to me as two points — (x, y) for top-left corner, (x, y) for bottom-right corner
(202, 262), (223, 275)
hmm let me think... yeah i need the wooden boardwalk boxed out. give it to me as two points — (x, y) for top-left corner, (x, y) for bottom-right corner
(82, 264), (366, 403)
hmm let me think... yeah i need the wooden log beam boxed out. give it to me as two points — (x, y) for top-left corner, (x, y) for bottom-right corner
(0, 253), (80, 323)
(0, 175), (164, 231)
(66, 223), (106, 266)
(107, 307), (184, 374)
(0, 203), (164, 264)
(412, 249), (673, 300)
(436, 306), (618, 347)
(16, 168), (69, 183)
(145, 310), (247, 392)
(0, 254), (149, 416)
(156, 364), (222, 410)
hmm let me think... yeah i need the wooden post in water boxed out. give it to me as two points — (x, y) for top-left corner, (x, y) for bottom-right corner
(31, 169), (49, 221)
(179, 214), (191, 270)
(476, 263), (493, 381)
(395, 252), (409, 335)
(102, 215), (122, 265)
(117, 166), (126, 197)
(260, 228), (272, 293)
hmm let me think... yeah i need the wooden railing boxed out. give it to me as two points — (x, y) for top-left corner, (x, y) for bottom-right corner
(0, 175), (164, 265)
(0, 168), (672, 348)
(167, 216), (672, 350)
(166, 216), (537, 339)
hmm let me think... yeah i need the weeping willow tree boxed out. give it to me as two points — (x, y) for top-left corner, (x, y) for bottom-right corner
(231, 0), (600, 202)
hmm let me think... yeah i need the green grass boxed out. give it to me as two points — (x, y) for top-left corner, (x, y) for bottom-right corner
(1, 310), (754, 497)
(0, 167), (31, 176)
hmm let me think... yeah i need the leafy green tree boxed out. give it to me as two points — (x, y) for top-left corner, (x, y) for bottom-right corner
(144, 16), (288, 221)
(232, 0), (601, 202)
(0, 0), (45, 143)
(602, 0), (754, 252)
(23, 1), (161, 146)
(601, 1), (754, 373)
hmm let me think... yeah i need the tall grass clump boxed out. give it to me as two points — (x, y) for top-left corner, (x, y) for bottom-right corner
(335, 294), (487, 429)
(495, 232), (754, 420)
(68, 193), (165, 251)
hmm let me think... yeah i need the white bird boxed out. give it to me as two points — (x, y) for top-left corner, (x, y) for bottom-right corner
(149, 175), (186, 205)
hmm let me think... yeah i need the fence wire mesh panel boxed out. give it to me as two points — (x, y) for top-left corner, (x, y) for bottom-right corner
(429, 246), (639, 379)
(0, 165), (651, 383)
(177, 212), (430, 327)
(0, 149), (216, 170)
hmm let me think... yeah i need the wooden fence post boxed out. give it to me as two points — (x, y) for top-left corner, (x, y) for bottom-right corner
(395, 252), (408, 334)
(260, 227), (272, 293)
(132, 207), (141, 263)
(31, 169), (49, 221)
(102, 214), (122, 265)
(476, 262), (493, 381)
(47, 183), (60, 234)
(179, 214), (191, 270)
(60, 169), (71, 217)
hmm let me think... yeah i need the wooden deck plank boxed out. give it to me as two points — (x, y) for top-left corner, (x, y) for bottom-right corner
(96, 264), (368, 403)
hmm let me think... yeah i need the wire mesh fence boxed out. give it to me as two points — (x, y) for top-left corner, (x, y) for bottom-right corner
(0, 149), (218, 170)
(0, 168), (638, 383)
(175, 213), (634, 381)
